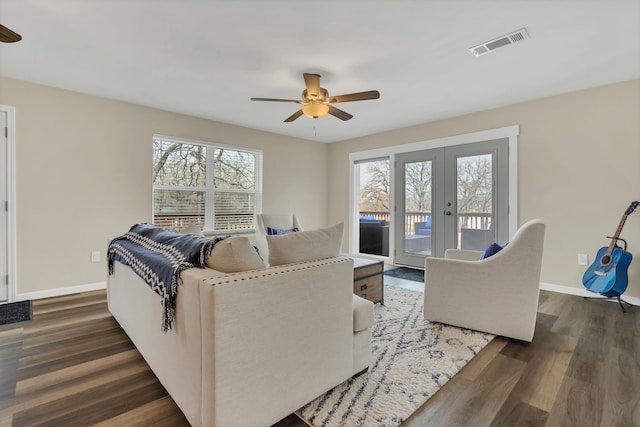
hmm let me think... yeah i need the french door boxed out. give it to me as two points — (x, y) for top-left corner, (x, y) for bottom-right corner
(394, 138), (509, 268)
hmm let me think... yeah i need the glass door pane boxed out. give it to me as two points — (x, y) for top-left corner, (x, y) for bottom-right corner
(394, 138), (509, 268)
(403, 160), (433, 256)
(395, 149), (443, 267)
(456, 153), (495, 250)
(357, 159), (390, 256)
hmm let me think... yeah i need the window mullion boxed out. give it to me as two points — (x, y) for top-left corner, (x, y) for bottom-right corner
(205, 147), (216, 231)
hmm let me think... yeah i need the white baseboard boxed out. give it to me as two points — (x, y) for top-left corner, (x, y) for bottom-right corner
(540, 282), (640, 306)
(15, 281), (107, 302)
(11, 279), (640, 308)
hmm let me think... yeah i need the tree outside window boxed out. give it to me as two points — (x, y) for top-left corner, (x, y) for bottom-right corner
(152, 137), (261, 233)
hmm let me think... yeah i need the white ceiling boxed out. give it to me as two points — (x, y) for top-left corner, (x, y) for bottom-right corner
(1, 0), (639, 143)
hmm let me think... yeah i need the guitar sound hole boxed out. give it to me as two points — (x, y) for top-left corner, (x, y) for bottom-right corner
(601, 255), (611, 265)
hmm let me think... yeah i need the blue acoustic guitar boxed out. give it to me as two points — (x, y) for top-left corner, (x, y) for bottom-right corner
(582, 201), (639, 299)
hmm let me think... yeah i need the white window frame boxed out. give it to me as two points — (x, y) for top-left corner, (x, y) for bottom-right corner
(152, 134), (263, 235)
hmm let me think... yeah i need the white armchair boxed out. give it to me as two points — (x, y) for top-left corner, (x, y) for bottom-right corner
(255, 213), (303, 266)
(424, 219), (546, 342)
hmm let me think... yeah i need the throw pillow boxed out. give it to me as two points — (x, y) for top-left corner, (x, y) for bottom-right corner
(267, 222), (344, 266)
(481, 242), (505, 259)
(266, 226), (300, 235)
(206, 236), (265, 273)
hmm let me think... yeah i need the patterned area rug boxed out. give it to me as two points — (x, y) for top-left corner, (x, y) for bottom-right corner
(297, 286), (494, 427)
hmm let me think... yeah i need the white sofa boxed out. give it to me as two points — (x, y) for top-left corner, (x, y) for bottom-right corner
(108, 236), (374, 427)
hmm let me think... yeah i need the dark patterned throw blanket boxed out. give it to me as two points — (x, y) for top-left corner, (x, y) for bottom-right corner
(107, 223), (225, 332)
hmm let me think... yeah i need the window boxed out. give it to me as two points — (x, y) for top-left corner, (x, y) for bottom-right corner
(152, 135), (262, 233)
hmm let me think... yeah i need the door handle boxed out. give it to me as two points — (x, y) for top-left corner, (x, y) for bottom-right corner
(445, 211), (452, 216)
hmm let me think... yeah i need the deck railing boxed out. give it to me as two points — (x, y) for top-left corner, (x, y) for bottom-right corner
(156, 211), (492, 234)
(360, 211), (492, 233)
(154, 213), (254, 232)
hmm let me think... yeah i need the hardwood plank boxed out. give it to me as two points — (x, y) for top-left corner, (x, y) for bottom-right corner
(403, 375), (472, 426)
(92, 396), (189, 427)
(502, 324), (577, 412)
(21, 316), (120, 349)
(10, 370), (164, 426)
(0, 288), (638, 426)
(546, 376), (604, 427)
(550, 297), (588, 338)
(0, 355), (151, 415)
(16, 339), (136, 381)
(423, 353), (525, 426)
(489, 398), (548, 427)
(537, 291), (573, 316)
(599, 359), (640, 427)
(15, 349), (142, 394)
(458, 336), (508, 381)
(31, 381), (169, 426)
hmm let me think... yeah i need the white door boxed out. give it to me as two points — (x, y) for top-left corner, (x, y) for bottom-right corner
(394, 138), (509, 268)
(0, 111), (8, 301)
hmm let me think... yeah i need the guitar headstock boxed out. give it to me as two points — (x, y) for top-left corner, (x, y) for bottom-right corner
(626, 201), (640, 215)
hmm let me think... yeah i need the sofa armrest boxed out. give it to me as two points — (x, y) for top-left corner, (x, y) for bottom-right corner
(352, 294), (374, 332)
(199, 256), (355, 427)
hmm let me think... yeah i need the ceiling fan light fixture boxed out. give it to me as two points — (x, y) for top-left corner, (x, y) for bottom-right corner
(251, 73), (379, 122)
(302, 102), (329, 119)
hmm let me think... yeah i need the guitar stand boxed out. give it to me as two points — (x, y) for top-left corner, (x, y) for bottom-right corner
(583, 295), (635, 312)
(605, 235), (627, 251)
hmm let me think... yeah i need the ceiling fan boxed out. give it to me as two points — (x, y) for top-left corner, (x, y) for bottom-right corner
(0, 24), (22, 43)
(251, 73), (380, 122)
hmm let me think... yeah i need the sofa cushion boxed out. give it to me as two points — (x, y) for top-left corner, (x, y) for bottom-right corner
(352, 295), (375, 332)
(267, 222), (344, 266)
(206, 237), (265, 273)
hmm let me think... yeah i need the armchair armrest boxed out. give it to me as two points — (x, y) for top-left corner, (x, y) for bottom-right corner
(444, 249), (483, 261)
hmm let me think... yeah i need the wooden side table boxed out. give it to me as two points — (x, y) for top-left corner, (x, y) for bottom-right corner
(352, 257), (384, 305)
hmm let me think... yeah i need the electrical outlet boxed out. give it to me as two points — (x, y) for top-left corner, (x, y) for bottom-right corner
(91, 251), (101, 263)
(577, 254), (589, 266)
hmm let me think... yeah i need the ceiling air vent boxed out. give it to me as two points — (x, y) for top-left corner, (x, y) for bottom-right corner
(469, 28), (530, 57)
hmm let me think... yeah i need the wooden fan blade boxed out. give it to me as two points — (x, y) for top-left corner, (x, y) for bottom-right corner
(327, 105), (353, 121)
(303, 73), (321, 97)
(328, 90), (380, 103)
(284, 109), (304, 122)
(251, 97), (301, 103)
(0, 24), (22, 43)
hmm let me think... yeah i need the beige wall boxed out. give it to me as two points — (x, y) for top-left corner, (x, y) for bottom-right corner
(0, 77), (329, 295)
(328, 79), (640, 298)
(2, 76), (639, 299)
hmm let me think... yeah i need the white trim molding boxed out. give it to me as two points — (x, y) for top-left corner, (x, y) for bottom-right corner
(15, 281), (107, 302)
(0, 105), (17, 303)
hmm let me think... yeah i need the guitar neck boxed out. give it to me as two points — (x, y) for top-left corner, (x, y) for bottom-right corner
(605, 214), (629, 257)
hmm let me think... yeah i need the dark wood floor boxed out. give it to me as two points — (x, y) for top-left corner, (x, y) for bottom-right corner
(0, 289), (638, 426)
